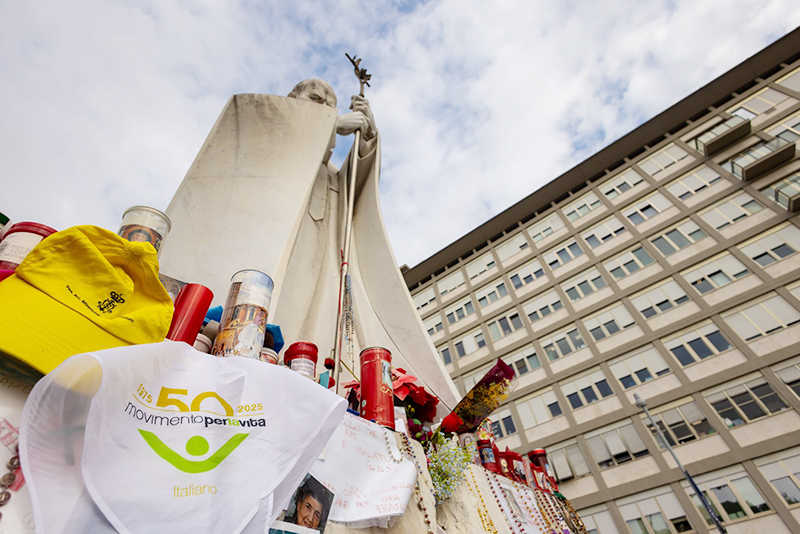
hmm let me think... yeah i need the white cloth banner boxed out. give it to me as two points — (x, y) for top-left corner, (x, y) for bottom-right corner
(20, 341), (346, 534)
(309, 413), (416, 528)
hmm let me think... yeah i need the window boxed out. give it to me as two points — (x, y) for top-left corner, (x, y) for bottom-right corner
(462, 363), (495, 392)
(548, 440), (591, 482)
(638, 144), (690, 178)
(527, 213), (566, 243)
(522, 289), (564, 323)
(437, 269), (466, 297)
(490, 408), (517, 439)
(761, 172), (800, 210)
(465, 251), (497, 280)
(494, 232), (529, 264)
(507, 259), (545, 290)
(516, 388), (562, 429)
(561, 368), (615, 410)
(666, 166), (724, 201)
(578, 508), (620, 534)
(690, 115), (748, 153)
(583, 303), (636, 342)
(685, 470), (771, 525)
(438, 346), (452, 365)
(623, 193), (674, 226)
(423, 315), (443, 336)
(767, 111), (800, 143)
(778, 66), (800, 93)
(412, 286), (436, 310)
(720, 138), (791, 179)
(582, 216), (627, 249)
(475, 278), (509, 307)
(723, 293), (800, 341)
(642, 399), (715, 449)
(738, 223), (800, 267)
(618, 488), (694, 534)
(728, 87), (790, 119)
(541, 325), (586, 361)
(501, 344), (541, 377)
(487, 310), (525, 341)
(444, 297), (475, 326)
(544, 239), (584, 270)
(453, 328), (486, 358)
(758, 449), (800, 507)
(681, 253), (750, 295)
(609, 345), (671, 390)
(604, 246), (656, 281)
(650, 220), (708, 256)
(662, 321), (732, 367)
(630, 279), (690, 319)
(699, 192), (764, 231)
(562, 191), (603, 223)
(586, 422), (649, 468)
(775, 360), (800, 400)
(562, 267), (608, 302)
(705, 374), (789, 428)
(600, 169), (645, 200)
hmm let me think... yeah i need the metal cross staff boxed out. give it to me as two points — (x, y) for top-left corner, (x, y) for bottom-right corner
(333, 53), (372, 392)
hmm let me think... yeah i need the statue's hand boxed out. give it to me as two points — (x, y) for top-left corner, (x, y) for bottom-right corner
(335, 95), (376, 139)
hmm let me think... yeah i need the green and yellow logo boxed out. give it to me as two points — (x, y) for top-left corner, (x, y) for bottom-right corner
(139, 430), (249, 473)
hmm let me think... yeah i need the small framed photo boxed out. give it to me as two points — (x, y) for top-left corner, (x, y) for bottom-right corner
(281, 474), (334, 532)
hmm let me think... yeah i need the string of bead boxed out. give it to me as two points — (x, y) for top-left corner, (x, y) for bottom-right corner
(0, 444), (20, 520)
(343, 274), (355, 373)
(400, 433), (434, 534)
(559, 494), (589, 534)
(465, 466), (498, 534)
(381, 428), (404, 464)
(532, 489), (556, 533)
(487, 471), (524, 534)
(512, 480), (551, 534)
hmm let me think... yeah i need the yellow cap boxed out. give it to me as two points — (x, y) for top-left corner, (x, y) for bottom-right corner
(0, 225), (174, 377)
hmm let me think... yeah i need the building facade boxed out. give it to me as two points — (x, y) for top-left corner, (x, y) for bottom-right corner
(404, 29), (800, 534)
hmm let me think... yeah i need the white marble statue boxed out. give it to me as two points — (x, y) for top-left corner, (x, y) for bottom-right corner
(159, 80), (459, 410)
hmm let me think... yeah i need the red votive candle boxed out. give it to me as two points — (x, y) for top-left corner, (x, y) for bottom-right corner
(359, 347), (394, 429)
(166, 284), (214, 345)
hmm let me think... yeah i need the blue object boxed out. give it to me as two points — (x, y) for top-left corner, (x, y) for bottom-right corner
(205, 306), (223, 323)
(265, 324), (284, 352)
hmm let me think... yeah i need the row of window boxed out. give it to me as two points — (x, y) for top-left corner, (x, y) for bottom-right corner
(445, 277), (800, 375)
(490, 354), (800, 450)
(415, 108), (799, 309)
(424, 219), (800, 344)
(580, 442), (800, 534)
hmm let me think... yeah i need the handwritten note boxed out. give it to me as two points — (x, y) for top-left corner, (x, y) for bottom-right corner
(310, 413), (416, 526)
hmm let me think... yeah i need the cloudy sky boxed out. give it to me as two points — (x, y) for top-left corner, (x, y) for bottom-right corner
(1, 2), (799, 269)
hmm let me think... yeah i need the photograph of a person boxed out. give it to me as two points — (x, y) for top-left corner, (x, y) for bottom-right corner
(283, 474), (334, 532)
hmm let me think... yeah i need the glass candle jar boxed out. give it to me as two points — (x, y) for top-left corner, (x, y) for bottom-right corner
(117, 206), (172, 256)
(211, 270), (274, 360)
(0, 222), (58, 271)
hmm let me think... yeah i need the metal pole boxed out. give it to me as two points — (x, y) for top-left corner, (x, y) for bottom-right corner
(333, 128), (361, 394)
(633, 393), (727, 534)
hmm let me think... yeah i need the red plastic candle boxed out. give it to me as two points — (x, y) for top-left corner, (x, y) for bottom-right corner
(359, 347), (394, 429)
(166, 284), (214, 345)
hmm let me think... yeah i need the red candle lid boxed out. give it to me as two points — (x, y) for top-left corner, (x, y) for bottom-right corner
(4, 222), (57, 239)
(284, 341), (318, 364)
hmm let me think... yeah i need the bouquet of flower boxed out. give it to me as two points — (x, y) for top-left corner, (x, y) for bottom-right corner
(426, 432), (472, 504)
(440, 359), (516, 434)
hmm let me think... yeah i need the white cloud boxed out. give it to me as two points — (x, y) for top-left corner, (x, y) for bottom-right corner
(1, 1), (798, 269)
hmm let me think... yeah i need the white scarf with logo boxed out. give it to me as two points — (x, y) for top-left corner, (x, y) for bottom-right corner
(21, 341), (346, 533)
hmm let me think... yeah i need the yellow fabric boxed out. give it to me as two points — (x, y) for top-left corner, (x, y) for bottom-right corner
(0, 225), (173, 374)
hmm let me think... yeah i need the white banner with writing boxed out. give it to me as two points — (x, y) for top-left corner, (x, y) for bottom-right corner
(21, 341), (346, 534)
(309, 413), (416, 528)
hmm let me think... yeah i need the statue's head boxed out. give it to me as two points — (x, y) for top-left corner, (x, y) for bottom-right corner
(288, 79), (337, 108)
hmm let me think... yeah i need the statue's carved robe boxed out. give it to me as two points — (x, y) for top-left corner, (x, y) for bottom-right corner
(161, 94), (459, 409)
